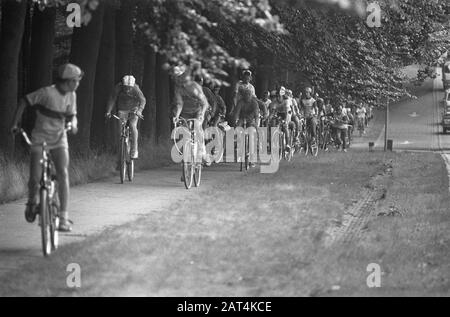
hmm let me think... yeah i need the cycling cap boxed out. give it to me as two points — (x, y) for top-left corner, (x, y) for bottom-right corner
(305, 87), (313, 93)
(57, 63), (83, 80)
(122, 75), (136, 87)
(279, 86), (286, 96)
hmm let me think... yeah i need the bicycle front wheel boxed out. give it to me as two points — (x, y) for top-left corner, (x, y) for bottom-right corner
(40, 189), (52, 257)
(194, 163), (202, 187)
(127, 160), (135, 182)
(50, 195), (60, 251)
(119, 139), (127, 184)
(183, 141), (195, 189)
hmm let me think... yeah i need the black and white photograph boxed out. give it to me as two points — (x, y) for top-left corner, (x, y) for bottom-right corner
(0, 0), (449, 299)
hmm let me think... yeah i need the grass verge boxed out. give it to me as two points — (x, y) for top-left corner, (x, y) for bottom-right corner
(0, 151), (448, 296)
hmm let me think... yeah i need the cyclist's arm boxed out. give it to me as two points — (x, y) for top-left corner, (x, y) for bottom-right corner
(135, 85), (146, 114)
(172, 87), (184, 119)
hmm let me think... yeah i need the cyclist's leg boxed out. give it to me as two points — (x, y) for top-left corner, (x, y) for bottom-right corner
(341, 128), (347, 150)
(310, 117), (318, 140)
(51, 147), (71, 230)
(335, 128), (343, 148)
(129, 114), (139, 158)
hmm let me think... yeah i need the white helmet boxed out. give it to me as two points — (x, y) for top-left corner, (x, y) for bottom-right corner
(122, 75), (136, 87)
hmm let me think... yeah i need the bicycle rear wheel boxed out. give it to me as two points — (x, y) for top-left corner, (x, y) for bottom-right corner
(40, 189), (52, 257)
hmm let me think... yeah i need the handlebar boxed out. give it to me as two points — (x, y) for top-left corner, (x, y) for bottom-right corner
(109, 111), (144, 122)
(18, 127), (71, 148)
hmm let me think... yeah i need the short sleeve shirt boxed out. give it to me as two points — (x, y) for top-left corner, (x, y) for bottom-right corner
(25, 85), (76, 149)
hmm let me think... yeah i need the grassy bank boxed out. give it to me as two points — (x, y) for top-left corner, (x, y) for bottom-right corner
(0, 138), (171, 204)
(0, 151), (448, 296)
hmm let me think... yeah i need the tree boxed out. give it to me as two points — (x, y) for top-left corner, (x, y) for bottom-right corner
(91, 1), (117, 149)
(142, 46), (157, 142)
(115, 0), (136, 82)
(70, 1), (105, 153)
(0, 0), (28, 151)
(29, 4), (57, 92)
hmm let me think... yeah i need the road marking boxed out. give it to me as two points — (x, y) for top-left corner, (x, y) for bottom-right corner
(400, 141), (411, 145)
(408, 112), (419, 118)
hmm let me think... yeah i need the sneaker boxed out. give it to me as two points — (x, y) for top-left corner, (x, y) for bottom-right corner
(25, 203), (38, 223)
(58, 218), (73, 232)
(343, 149), (347, 153)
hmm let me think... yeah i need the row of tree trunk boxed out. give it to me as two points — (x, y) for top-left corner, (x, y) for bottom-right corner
(0, 0), (175, 156)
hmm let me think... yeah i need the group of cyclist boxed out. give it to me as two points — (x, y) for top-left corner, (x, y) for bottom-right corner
(9, 62), (374, 233)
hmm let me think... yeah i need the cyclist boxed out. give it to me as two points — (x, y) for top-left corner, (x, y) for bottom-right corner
(233, 88), (259, 128)
(10, 63), (83, 232)
(356, 102), (366, 135)
(331, 105), (349, 152)
(233, 70), (256, 116)
(268, 87), (292, 151)
(172, 64), (210, 165)
(194, 75), (217, 129)
(286, 89), (301, 143)
(106, 75), (146, 159)
(211, 84), (227, 127)
(257, 91), (271, 127)
(300, 87), (318, 145)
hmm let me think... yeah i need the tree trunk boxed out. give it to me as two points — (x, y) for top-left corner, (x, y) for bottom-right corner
(0, 0), (28, 151)
(155, 53), (171, 143)
(70, 3), (105, 154)
(29, 4), (56, 92)
(91, 2), (116, 150)
(19, 1), (31, 98)
(115, 0), (135, 82)
(142, 46), (157, 142)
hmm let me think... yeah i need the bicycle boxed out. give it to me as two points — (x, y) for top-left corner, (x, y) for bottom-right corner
(271, 115), (294, 162)
(173, 117), (202, 189)
(17, 128), (70, 257)
(111, 111), (143, 184)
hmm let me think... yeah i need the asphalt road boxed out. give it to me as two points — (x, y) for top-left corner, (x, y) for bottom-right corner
(375, 67), (450, 152)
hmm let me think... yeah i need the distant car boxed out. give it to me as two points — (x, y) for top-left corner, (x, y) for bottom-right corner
(442, 113), (450, 134)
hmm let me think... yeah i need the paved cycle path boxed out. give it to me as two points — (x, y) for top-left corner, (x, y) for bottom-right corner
(0, 163), (240, 278)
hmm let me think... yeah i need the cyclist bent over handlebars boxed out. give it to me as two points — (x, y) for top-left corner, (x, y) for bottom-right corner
(106, 75), (146, 159)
